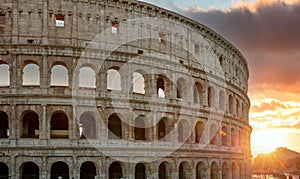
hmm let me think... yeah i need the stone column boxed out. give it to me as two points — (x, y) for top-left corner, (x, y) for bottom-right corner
(41, 103), (47, 139)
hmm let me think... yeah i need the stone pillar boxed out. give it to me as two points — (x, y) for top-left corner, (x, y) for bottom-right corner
(41, 157), (47, 179)
(10, 104), (17, 139)
(42, 0), (48, 44)
(41, 55), (49, 91)
(41, 103), (47, 139)
(124, 163), (135, 179)
(11, 0), (18, 44)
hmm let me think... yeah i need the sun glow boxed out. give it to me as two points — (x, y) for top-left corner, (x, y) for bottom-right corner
(251, 129), (289, 155)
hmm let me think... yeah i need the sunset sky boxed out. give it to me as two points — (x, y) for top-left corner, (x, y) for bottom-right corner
(139, 0), (300, 156)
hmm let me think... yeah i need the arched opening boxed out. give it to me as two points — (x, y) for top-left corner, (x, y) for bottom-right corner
(50, 112), (69, 139)
(108, 114), (122, 139)
(194, 82), (203, 104)
(0, 162), (8, 179)
(134, 116), (146, 141)
(21, 162), (39, 179)
(232, 162), (237, 179)
(107, 69), (121, 90)
(157, 75), (166, 98)
(22, 111), (39, 138)
(157, 120), (166, 140)
(23, 63), (40, 86)
(219, 91), (225, 111)
(236, 99), (240, 117)
(222, 162), (229, 179)
(79, 67), (96, 88)
(195, 121), (205, 143)
(231, 128), (236, 146)
(176, 78), (185, 99)
(135, 163), (146, 179)
(51, 161), (69, 179)
(210, 162), (219, 179)
(221, 126), (228, 146)
(0, 63), (9, 87)
(51, 65), (68, 87)
(178, 120), (189, 142)
(158, 162), (167, 179)
(179, 162), (189, 179)
(0, 112), (8, 138)
(207, 86), (214, 107)
(80, 161), (96, 179)
(229, 95), (234, 114)
(210, 124), (218, 145)
(239, 162), (244, 179)
(109, 162), (123, 179)
(196, 162), (206, 179)
(133, 72), (145, 94)
(79, 113), (96, 139)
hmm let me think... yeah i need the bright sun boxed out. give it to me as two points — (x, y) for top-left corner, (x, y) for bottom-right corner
(251, 129), (288, 155)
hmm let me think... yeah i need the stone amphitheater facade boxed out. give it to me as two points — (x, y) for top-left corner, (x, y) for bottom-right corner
(0, 0), (251, 178)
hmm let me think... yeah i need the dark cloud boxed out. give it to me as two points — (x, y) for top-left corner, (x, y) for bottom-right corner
(180, 2), (300, 93)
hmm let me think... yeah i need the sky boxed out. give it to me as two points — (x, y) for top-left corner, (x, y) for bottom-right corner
(139, 0), (300, 156)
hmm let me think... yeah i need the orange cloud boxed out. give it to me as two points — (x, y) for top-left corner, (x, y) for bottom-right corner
(233, 0), (300, 12)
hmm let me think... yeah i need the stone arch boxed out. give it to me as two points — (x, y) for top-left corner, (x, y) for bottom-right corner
(222, 162), (229, 179)
(79, 112), (96, 139)
(132, 71), (145, 94)
(157, 117), (173, 141)
(109, 161), (123, 179)
(236, 98), (240, 117)
(135, 163), (146, 179)
(0, 111), (9, 138)
(221, 126), (228, 146)
(22, 63), (40, 86)
(156, 74), (171, 98)
(195, 121), (205, 143)
(158, 161), (171, 179)
(210, 162), (219, 179)
(232, 162), (238, 179)
(219, 90), (225, 111)
(196, 161), (206, 179)
(51, 161), (69, 179)
(80, 161), (97, 179)
(0, 62), (9, 87)
(179, 161), (190, 179)
(194, 82), (203, 104)
(231, 128), (236, 146)
(108, 113), (122, 139)
(229, 94), (234, 114)
(178, 119), (190, 142)
(79, 66), (96, 88)
(20, 162), (39, 179)
(107, 68), (121, 91)
(50, 64), (69, 87)
(207, 86), (215, 107)
(0, 162), (8, 178)
(239, 162), (244, 178)
(21, 110), (39, 138)
(176, 78), (186, 99)
(134, 115), (146, 141)
(50, 111), (69, 139)
(210, 123), (218, 145)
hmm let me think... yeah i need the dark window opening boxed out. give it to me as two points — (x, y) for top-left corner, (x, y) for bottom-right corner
(159, 163), (167, 179)
(195, 44), (200, 54)
(51, 162), (69, 179)
(21, 162), (39, 179)
(109, 162), (123, 179)
(134, 117), (146, 141)
(135, 163), (146, 179)
(108, 114), (122, 139)
(157, 120), (166, 140)
(195, 122), (204, 143)
(0, 112), (8, 138)
(51, 112), (69, 139)
(159, 32), (166, 44)
(0, 162), (8, 179)
(80, 161), (96, 179)
(22, 112), (39, 138)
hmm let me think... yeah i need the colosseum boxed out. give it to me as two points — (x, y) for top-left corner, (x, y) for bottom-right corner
(0, 0), (251, 178)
